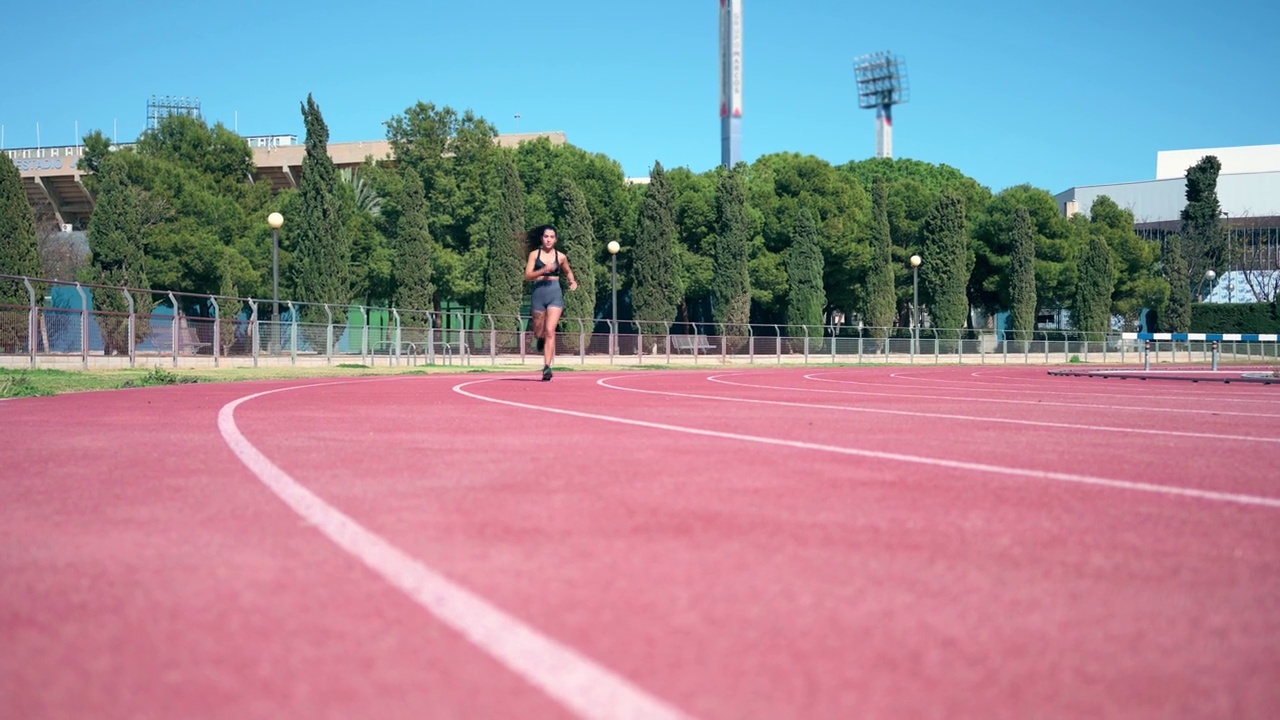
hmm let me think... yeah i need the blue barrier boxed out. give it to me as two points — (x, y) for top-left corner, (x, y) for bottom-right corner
(1123, 332), (1279, 342)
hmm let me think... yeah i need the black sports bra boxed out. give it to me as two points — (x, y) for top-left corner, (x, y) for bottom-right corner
(534, 251), (560, 273)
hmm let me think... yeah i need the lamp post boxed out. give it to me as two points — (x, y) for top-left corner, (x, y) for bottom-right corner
(1201, 269), (1216, 302)
(909, 254), (921, 355)
(607, 240), (620, 358)
(267, 211), (284, 352)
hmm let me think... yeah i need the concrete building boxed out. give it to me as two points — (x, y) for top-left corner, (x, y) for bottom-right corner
(1054, 144), (1280, 280)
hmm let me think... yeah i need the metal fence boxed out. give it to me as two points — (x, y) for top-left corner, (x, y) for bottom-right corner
(3, 274), (1277, 369)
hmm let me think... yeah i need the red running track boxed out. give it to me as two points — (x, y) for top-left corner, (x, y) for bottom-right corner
(2, 366), (1279, 719)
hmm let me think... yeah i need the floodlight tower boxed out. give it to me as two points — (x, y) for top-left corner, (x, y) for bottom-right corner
(147, 95), (201, 131)
(719, 0), (743, 167)
(854, 52), (909, 158)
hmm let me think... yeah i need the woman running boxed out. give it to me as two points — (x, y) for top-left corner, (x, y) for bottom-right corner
(524, 225), (578, 381)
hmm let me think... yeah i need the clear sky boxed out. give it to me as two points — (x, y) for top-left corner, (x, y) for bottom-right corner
(2, 0), (1276, 194)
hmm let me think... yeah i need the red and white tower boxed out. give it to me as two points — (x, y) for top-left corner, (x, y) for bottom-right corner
(719, 0), (743, 168)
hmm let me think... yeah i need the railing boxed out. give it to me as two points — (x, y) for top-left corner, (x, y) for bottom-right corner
(3, 274), (1277, 369)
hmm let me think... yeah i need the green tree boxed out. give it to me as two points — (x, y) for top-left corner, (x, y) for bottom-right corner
(1072, 228), (1115, 337)
(385, 102), (501, 306)
(555, 177), (597, 349)
(0, 155), (43, 351)
(1180, 155), (1227, 288)
(786, 209), (826, 352)
(393, 170), (436, 318)
(973, 185), (1075, 316)
(632, 161), (680, 337)
(1087, 196), (1167, 330)
(1008, 206), (1037, 348)
(712, 165), (751, 333)
(920, 190), (971, 347)
(482, 152), (526, 334)
(864, 176), (896, 340)
(292, 94), (352, 337)
(135, 114), (254, 189)
(514, 137), (633, 310)
(749, 153), (870, 322)
(215, 250), (242, 355)
(666, 167), (718, 321)
(1161, 233), (1192, 333)
(87, 157), (151, 355)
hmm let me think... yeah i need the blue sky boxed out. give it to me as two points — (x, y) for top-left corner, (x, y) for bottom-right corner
(3, 0), (1276, 194)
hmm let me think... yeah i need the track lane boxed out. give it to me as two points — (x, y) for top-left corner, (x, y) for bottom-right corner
(230, 372), (1280, 718)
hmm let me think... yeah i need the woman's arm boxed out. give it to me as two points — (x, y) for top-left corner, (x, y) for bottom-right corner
(559, 252), (578, 291)
(524, 251), (550, 281)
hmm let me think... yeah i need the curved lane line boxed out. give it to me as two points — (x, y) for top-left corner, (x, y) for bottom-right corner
(804, 369), (1280, 405)
(678, 374), (1277, 444)
(449, 377), (1280, 510)
(218, 381), (694, 720)
(752, 373), (1280, 419)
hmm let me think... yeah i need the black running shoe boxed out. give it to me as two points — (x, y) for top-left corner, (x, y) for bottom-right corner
(542, 365), (553, 382)
(536, 337), (545, 352)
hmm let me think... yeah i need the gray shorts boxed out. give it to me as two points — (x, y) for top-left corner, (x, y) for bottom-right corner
(531, 279), (565, 313)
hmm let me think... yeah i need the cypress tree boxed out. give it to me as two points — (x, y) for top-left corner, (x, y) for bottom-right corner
(0, 155), (42, 351)
(216, 250), (241, 355)
(1072, 230), (1115, 337)
(920, 190), (972, 349)
(394, 170), (436, 317)
(1162, 234), (1192, 333)
(1009, 205), (1038, 348)
(632, 161), (679, 337)
(1180, 156), (1226, 285)
(864, 176), (896, 341)
(293, 94), (351, 337)
(712, 166), (751, 335)
(786, 209), (826, 352)
(87, 158), (150, 355)
(482, 152), (525, 335)
(555, 177), (596, 349)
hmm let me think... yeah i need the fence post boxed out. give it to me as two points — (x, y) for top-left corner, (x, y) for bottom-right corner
(248, 299), (259, 368)
(210, 296), (221, 368)
(124, 288), (136, 369)
(392, 308), (402, 367)
(323, 304), (333, 364)
(74, 283), (88, 370)
(488, 314), (498, 364)
(356, 306), (368, 364)
(1144, 340), (1151, 371)
(287, 301), (298, 366)
(166, 292), (180, 367)
(577, 317), (586, 364)
(21, 278), (37, 368)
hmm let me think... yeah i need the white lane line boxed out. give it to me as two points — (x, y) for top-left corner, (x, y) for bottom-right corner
(451, 378), (1280, 510)
(597, 373), (1277, 445)
(830, 369), (1280, 404)
(218, 382), (694, 720)
(755, 373), (1280, 419)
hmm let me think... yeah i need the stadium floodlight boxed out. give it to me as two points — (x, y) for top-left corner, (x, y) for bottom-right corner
(147, 95), (201, 131)
(854, 52), (909, 159)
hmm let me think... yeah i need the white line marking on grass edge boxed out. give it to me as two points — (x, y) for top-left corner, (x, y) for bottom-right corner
(218, 382), (694, 720)
(451, 378), (1280, 510)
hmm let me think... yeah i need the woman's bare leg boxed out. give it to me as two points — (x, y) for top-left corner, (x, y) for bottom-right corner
(543, 306), (563, 367)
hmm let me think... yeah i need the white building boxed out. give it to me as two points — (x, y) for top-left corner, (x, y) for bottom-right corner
(1055, 144), (1280, 302)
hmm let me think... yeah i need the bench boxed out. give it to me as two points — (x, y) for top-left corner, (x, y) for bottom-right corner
(671, 335), (716, 354)
(150, 318), (212, 355)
